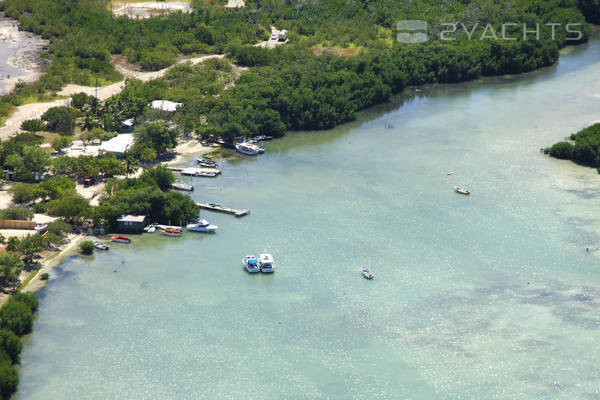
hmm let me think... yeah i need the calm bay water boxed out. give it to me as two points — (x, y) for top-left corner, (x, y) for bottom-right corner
(17, 35), (600, 399)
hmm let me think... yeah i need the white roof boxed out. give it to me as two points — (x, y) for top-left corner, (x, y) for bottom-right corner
(117, 215), (147, 223)
(121, 118), (135, 127)
(151, 100), (182, 112)
(100, 134), (134, 154)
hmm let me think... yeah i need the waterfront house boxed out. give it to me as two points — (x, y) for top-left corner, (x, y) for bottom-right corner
(99, 133), (134, 158)
(116, 215), (148, 233)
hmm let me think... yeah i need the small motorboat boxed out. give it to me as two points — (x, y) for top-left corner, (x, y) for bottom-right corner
(196, 157), (217, 167)
(447, 171), (455, 175)
(93, 240), (109, 250)
(361, 266), (374, 279)
(171, 182), (194, 191)
(242, 255), (260, 273)
(454, 186), (470, 195)
(112, 236), (131, 244)
(186, 219), (218, 233)
(258, 253), (275, 273)
(161, 229), (182, 237)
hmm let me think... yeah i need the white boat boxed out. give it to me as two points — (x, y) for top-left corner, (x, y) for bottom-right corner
(171, 182), (194, 191)
(92, 240), (109, 250)
(258, 253), (275, 273)
(196, 157), (217, 167)
(235, 143), (260, 156)
(242, 255), (260, 273)
(361, 266), (374, 279)
(186, 219), (218, 233)
(454, 186), (470, 195)
(144, 225), (156, 233)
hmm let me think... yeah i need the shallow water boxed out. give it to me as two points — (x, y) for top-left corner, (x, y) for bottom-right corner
(17, 35), (600, 399)
(0, 16), (46, 95)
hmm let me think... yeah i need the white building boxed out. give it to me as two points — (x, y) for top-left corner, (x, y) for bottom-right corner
(151, 100), (182, 112)
(99, 134), (135, 157)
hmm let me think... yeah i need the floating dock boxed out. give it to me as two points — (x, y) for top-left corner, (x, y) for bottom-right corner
(167, 167), (221, 177)
(196, 203), (250, 217)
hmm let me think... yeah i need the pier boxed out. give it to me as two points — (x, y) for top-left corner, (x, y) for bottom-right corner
(196, 202), (250, 217)
(167, 167), (221, 177)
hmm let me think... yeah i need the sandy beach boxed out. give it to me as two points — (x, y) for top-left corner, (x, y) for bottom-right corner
(0, 13), (48, 95)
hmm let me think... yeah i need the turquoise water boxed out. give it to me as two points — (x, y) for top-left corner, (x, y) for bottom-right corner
(18, 37), (600, 399)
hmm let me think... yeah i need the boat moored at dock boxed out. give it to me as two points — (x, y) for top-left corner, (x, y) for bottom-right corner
(186, 219), (218, 233)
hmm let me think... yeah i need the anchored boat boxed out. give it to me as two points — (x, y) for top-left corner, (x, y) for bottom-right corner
(258, 253), (275, 273)
(242, 255), (260, 273)
(361, 266), (374, 279)
(454, 186), (470, 195)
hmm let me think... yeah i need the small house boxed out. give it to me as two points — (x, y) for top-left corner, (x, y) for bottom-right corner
(99, 133), (135, 158)
(116, 215), (148, 233)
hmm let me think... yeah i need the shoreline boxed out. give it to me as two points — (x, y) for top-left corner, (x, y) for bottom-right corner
(22, 234), (85, 294)
(0, 13), (48, 95)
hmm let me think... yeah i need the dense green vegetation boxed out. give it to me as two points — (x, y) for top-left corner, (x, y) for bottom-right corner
(0, 292), (38, 399)
(0, 0), (592, 139)
(579, 0), (600, 23)
(545, 123), (600, 168)
(95, 166), (198, 229)
(79, 240), (95, 255)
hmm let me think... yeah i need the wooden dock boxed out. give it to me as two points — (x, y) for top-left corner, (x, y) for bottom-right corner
(196, 202), (250, 217)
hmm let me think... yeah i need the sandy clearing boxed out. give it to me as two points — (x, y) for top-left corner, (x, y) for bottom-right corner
(112, 1), (192, 19)
(225, 0), (245, 8)
(254, 27), (288, 49)
(113, 54), (225, 81)
(0, 54), (224, 140)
